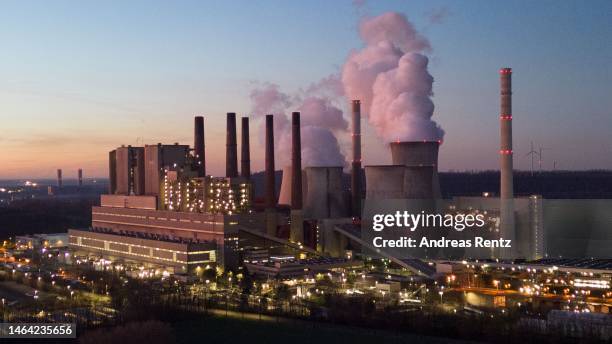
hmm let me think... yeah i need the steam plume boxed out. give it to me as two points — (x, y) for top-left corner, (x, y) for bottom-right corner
(342, 12), (444, 142)
(249, 83), (347, 167)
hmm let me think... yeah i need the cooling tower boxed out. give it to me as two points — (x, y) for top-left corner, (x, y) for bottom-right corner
(365, 165), (435, 200)
(241, 117), (251, 179)
(351, 100), (362, 217)
(403, 166), (435, 199)
(278, 165), (308, 206)
(364, 166), (406, 200)
(304, 166), (347, 219)
(226, 112), (238, 178)
(194, 116), (206, 177)
(278, 165), (293, 206)
(389, 141), (441, 198)
(499, 67), (516, 258)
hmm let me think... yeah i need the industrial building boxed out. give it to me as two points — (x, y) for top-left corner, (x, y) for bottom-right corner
(71, 114), (319, 275)
(69, 67), (609, 278)
(16, 233), (69, 250)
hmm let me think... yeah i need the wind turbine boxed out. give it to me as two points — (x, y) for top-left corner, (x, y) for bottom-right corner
(526, 141), (540, 176)
(538, 145), (551, 172)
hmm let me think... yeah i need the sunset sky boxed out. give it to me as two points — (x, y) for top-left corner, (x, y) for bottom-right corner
(1, 0), (611, 179)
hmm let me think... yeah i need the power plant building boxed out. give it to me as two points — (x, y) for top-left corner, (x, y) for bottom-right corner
(69, 73), (579, 278)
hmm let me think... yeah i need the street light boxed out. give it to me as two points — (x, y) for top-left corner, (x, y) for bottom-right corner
(438, 291), (444, 303)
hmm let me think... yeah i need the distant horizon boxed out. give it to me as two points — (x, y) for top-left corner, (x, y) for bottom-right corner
(2, 168), (612, 182)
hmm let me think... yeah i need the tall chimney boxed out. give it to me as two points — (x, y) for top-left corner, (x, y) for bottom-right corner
(351, 100), (362, 217)
(226, 112), (238, 178)
(265, 115), (276, 209)
(265, 115), (277, 237)
(291, 112), (303, 210)
(241, 117), (251, 179)
(56, 169), (62, 189)
(78, 169), (83, 187)
(194, 116), (206, 177)
(499, 67), (515, 258)
(290, 112), (304, 243)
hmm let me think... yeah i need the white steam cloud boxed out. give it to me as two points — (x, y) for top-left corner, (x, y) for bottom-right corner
(342, 12), (444, 142)
(249, 82), (347, 168)
(249, 11), (443, 169)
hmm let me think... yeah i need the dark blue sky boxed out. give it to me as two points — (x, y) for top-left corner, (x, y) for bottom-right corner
(1, 0), (611, 178)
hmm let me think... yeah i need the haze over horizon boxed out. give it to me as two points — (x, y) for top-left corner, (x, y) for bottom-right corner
(2, 0), (611, 179)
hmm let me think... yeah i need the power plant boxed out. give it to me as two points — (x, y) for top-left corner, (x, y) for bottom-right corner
(68, 68), (550, 278)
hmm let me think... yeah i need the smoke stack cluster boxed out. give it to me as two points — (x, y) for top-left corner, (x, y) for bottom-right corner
(57, 169), (62, 189)
(241, 117), (251, 179)
(194, 116), (206, 177)
(78, 169), (83, 187)
(351, 100), (362, 217)
(499, 67), (515, 258)
(226, 113), (238, 178)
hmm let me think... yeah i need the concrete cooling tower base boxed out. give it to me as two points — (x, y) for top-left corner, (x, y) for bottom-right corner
(278, 165), (307, 207)
(389, 141), (441, 198)
(365, 165), (435, 200)
(303, 166), (348, 219)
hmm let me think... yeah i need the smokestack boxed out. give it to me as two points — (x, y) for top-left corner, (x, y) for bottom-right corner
(265, 115), (277, 237)
(499, 67), (515, 258)
(57, 169), (62, 189)
(291, 112), (303, 210)
(351, 100), (362, 217)
(194, 116), (206, 177)
(265, 115), (276, 208)
(78, 169), (83, 187)
(241, 117), (251, 179)
(500, 68), (513, 200)
(226, 112), (238, 178)
(290, 112), (304, 243)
